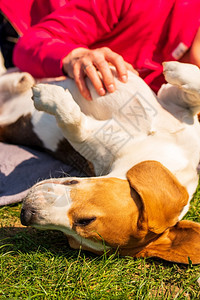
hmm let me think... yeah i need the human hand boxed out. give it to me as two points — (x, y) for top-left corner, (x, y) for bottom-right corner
(62, 47), (138, 100)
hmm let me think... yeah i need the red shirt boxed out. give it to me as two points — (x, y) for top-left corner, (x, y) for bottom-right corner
(1, 0), (200, 92)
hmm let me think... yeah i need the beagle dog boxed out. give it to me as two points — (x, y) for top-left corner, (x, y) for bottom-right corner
(1, 62), (200, 264)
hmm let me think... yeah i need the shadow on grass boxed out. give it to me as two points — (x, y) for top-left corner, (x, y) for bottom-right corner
(0, 226), (191, 271)
(0, 226), (82, 258)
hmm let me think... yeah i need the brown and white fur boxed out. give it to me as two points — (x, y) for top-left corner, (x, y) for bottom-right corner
(1, 61), (200, 264)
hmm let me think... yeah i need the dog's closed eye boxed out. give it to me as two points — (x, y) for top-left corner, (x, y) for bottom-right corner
(74, 217), (96, 227)
(62, 180), (79, 185)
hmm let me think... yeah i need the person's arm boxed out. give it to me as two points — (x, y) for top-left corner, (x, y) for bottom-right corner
(13, 0), (134, 99)
(187, 27), (200, 67)
(180, 27), (200, 67)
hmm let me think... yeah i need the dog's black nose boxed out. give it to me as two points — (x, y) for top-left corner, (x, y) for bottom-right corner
(20, 207), (35, 226)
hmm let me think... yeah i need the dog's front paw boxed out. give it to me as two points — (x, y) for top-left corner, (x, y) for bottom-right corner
(32, 83), (82, 125)
(163, 61), (200, 90)
(32, 84), (68, 115)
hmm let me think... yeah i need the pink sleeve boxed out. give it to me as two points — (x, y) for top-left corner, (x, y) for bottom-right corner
(13, 0), (131, 78)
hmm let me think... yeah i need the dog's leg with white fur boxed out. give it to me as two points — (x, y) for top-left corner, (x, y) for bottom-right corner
(32, 84), (124, 175)
(159, 61), (200, 115)
(32, 84), (89, 142)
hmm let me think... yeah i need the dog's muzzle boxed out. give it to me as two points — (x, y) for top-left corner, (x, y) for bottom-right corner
(20, 207), (36, 226)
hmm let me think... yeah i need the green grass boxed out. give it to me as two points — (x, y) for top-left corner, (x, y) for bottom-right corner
(1, 186), (200, 299)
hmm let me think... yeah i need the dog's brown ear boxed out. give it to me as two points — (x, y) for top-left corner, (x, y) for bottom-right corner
(127, 161), (188, 235)
(136, 220), (200, 264)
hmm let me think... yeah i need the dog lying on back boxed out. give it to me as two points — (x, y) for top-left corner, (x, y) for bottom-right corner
(1, 61), (200, 264)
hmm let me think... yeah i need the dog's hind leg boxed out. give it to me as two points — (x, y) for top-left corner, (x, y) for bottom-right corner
(0, 72), (35, 125)
(161, 61), (200, 115)
(0, 72), (37, 144)
(0, 71), (35, 99)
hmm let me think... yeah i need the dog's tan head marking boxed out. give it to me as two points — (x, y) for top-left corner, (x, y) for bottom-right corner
(21, 160), (200, 263)
(67, 177), (141, 247)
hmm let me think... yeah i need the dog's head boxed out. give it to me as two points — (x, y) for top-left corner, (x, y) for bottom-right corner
(21, 161), (200, 263)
